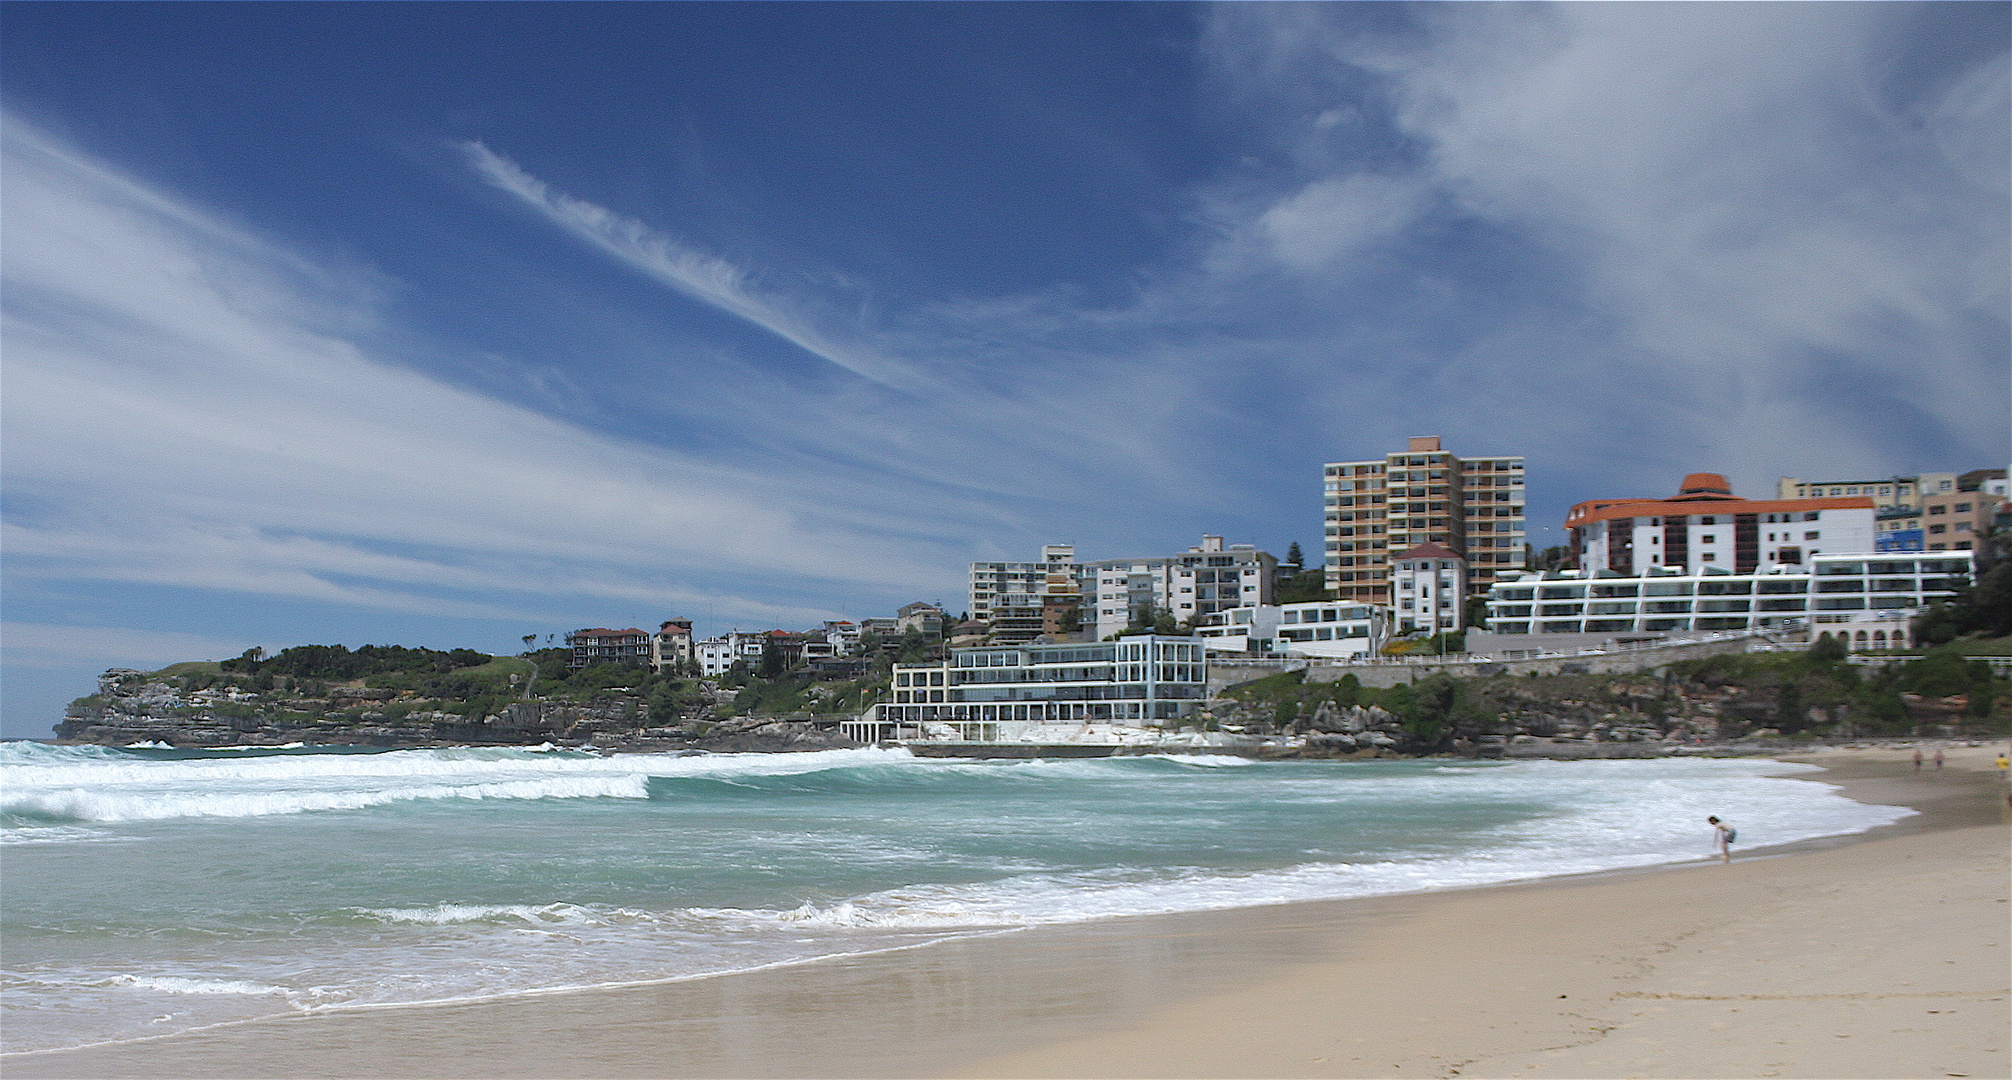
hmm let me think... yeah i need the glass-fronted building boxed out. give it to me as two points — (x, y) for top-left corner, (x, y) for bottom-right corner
(1481, 553), (1971, 636)
(877, 636), (1207, 735)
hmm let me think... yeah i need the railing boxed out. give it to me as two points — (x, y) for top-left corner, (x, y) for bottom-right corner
(1847, 654), (2012, 676)
(1275, 624), (1803, 669)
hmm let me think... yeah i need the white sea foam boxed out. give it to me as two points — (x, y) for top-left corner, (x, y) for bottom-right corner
(0, 824), (130, 845)
(357, 902), (640, 927)
(0, 744), (920, 824)
(107, 975), (296, 997)
(3, 774), (655, 823)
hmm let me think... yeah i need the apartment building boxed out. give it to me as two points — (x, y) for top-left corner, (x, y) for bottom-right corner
(896, 602), (945, 638)
(1777, 473), (1956, 510)
(1777, 470), (2007, 552)
(1193, 601), (1392, 659)
(1477, 552), (1971, 652)
(974, 538), (1276, 644)
(968, 545), (1082, 645)
(1082, 536), (1275, 640)
(649, 619), (693, 673)
(565, 627), (650, 669)
(693, 637), (737, 679)
(878, 636), (1208, 731)
(1566, 474), (1875, 575)
(1391, 541), (1467, 635)
(1870, 470), (2006, 552)
(1323, 436), (1525, 606)
(689, 629), (775, 678)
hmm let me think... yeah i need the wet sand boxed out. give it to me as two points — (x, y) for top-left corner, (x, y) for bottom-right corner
(8, 745), (2008, 1079)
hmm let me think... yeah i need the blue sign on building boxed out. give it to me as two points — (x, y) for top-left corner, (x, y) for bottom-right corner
(1877, 529), (1924, 552)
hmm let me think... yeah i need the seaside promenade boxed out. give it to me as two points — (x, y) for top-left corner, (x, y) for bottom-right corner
(10, 745), (2007, 1080)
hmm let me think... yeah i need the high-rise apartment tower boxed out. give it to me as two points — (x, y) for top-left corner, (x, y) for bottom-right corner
(1322, 436), (1525, 604)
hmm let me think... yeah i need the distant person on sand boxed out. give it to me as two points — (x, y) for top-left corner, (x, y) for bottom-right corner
(1707, 815), (1734, 864)
(1913, 747), (1923, 772)
(1933, 747), (1944, 771)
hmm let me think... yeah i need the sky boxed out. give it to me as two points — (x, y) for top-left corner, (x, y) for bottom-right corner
(2, 2), (2006, 737)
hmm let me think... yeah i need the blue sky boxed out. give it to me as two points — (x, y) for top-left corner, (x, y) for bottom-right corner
(3, 2), (2006, 737)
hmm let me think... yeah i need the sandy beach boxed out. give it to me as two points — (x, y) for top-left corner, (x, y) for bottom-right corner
(8, 744), (2007, 1080)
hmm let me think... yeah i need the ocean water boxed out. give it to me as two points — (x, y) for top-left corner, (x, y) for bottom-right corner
(0, 742), (1910, 1056)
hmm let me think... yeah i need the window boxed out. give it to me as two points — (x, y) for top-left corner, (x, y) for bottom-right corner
(1804, 531), (1820, 540)
(1700, 534), (1717, 544)
(1930, 524), (1947, 534)
(1929, 505), (1948, 515)
(1955, 502), (1973, 512)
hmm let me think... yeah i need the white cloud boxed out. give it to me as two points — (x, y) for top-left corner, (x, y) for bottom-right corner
(0, 115), (961, 624)
(1199, 3), (2008, 495)
(1, 623), (267, 671)
(1259, 173), (1427, 270)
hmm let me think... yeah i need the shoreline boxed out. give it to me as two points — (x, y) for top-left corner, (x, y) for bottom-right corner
(7, 746), (2007, 1079)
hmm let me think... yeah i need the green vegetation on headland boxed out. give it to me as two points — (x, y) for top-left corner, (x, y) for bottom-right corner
(62, 641), (891, 751)
(1215, 636), (2010, 757)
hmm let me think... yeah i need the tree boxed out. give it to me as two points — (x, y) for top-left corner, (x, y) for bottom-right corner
(1276, 561), (1330, 605)
(896, 627), (929, 663)
(1806, 633), (1847, 664)
(758, 638), (785, 680)
(1914, 562), (2012, 644)
(1059, 603), (1083, 634)
(1285, 542), (1304, 569)
(1153, 610), (1180, 636)
(1533, 545), (1573, 572)
(1774, 680), (1805, 731)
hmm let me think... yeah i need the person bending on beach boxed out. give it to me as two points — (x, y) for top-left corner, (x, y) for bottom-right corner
(1707, 815), (1734, 864)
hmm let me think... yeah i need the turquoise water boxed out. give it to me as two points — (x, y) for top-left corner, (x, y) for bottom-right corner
(0, 743), (1909, 1055)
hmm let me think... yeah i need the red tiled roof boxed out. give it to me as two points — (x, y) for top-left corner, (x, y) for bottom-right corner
(1566, 495), (1872, 528)
(1393, 541), (1463, 562)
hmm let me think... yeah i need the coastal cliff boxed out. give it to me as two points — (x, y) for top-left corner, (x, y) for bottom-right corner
(57, 657), (861, 753)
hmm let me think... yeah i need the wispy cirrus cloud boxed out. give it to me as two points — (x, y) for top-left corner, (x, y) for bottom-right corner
(1, 114), (961, 631)
(462, 140), (918, 389)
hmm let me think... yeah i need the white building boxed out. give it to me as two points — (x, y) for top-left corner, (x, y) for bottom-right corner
(1568, 473), (1875, 575)
(973, 538), (1276, 644)
(1194, 601), (1393, 660)
(690, 630), (775, 678)
(1391, 542), (1466, 635)
(873, 636), (1208, 735)
(692, 637), (736, 678)
(1083, 536), (1274, 640)
(1476, 552), (1972, 653)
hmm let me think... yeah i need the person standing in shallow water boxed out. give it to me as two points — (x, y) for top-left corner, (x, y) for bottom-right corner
(1933, 746), (1944, 771)
(1913, 747), (1924, 772)
(1708, 816), (1734, 863)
